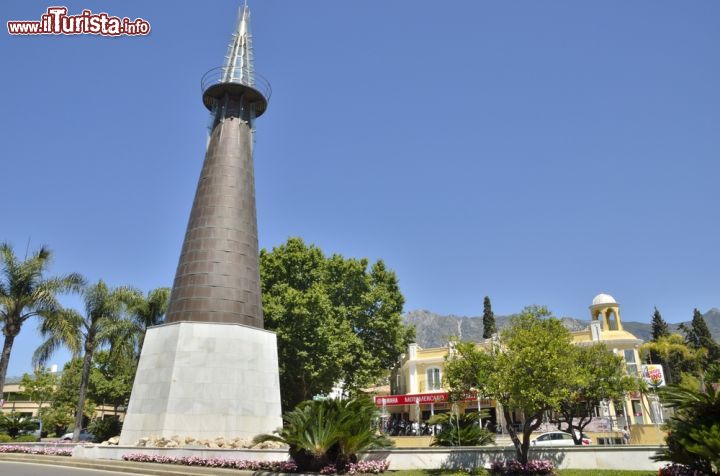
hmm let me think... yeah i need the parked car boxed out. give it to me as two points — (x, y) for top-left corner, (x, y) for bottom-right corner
(18, 419), (41, 440)
(60, 429), (95, 442)
(531, 431), (591, 446)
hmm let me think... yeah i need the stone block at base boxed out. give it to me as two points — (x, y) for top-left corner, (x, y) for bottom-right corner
(119, 321), (283, 445)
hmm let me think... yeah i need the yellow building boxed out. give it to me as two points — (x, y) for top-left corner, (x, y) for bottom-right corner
(1, 374), (123, 423)
(572, 293), (656, 427)
(380, 293), (661, 435)
(1, 375), (50, 418)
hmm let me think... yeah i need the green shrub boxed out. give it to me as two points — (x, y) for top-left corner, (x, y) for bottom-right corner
(429, 412), (495, 447)
(0, 413), (37, 439)
(13, 434), (39, 442)
(88, 416), (121, 443)
(253, 396), (392, 472)
(0, 434), (12, 443)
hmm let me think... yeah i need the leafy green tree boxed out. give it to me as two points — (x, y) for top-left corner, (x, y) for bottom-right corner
(482, 296), (496, 339)
(443, 340), (494, 402)
(33, 281), (135, 442)
(681, 309), (720, 366)
(428, 411), (495, 447)
(88, 416), (121, 442)
(444, 306), (576, 464)
(260, 238), (414, 410)
(42, 404), (75, 437)
(19, 368), (56, 411)
(0, 243), (84, 394)
(46, 359), (95, 436)
(19, 368), (58, 436)
(655, 384), (720, 475)
(52, 359), (83, 408)
(555, 344), (638, 444)
(641, 334), (704, 385)
(89, 350), (136, 413)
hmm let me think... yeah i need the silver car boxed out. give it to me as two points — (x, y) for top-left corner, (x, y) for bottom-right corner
(531, 431), (591, 446)
(60, 429), (95, 442)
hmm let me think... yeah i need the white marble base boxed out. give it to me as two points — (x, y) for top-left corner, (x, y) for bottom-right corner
(119, 321), (283, 445)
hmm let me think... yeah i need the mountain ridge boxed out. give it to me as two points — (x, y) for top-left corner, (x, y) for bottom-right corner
(403, 308), (720, 348)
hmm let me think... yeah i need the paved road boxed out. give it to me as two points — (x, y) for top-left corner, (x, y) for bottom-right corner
(0, 461), (134, 476)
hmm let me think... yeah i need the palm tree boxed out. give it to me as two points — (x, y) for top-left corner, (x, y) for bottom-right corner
(0, 412), (38, 438)
(0, 243), (84, 395)
(254, 399), (342, 471)
(334, 397), (393, 466)
(654, 384), (720, 474)
(253, 397), (391, 472)
(128, 287), (170, 355)
(33, 280), (135, 442)
(428, 410), (495, 447)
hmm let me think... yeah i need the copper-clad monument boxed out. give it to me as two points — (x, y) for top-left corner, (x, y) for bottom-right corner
(120, 5), (282, 444)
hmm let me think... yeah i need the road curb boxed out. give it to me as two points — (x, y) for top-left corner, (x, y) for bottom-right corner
(0, 454), (285, 475)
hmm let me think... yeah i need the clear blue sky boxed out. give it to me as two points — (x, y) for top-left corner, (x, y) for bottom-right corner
(1, 1), (718, 377)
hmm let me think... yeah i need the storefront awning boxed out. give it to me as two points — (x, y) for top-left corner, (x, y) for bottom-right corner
(374, 392), (493, 407)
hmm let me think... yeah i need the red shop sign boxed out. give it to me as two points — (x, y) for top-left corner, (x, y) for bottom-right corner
(374, 392), (492, 406)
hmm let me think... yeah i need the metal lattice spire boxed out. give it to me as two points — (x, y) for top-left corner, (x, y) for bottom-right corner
(201, 2), (270, 116)
(222, 4), (255, 86)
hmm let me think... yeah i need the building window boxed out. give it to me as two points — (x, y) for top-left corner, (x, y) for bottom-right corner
(624, 349), (638, 376)
(426, 367), (441, 391)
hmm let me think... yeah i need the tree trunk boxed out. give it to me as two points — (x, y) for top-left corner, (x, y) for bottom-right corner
(658, 356), (672, 384)
(557, 410), (574, 442)
(503, 407), (524, 462)
(520, 420), (533, 465)
(559, 407), (592, 445)
(73, 349), (94, 442)
(505, 411), (543, 465)
(575, 414), (592, 444)
(38, 399), (45, 439)
(0, 332), (17, 396)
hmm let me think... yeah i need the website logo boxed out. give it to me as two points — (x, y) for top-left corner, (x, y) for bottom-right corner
(7, 7), (151, 36)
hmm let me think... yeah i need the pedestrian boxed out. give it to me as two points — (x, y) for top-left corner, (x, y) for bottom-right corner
(621, 426), (630, 444)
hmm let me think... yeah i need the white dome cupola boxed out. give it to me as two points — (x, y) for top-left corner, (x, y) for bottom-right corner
(589, 292), (623, 331)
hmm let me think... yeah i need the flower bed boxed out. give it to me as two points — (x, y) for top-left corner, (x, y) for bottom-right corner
(490, 459), (556, 475)
(122, 453), (390, 474)
(122, 453), (298, 472)
(320, 461), (390, 474)
(658, 463), (708, 476)
(0, 445), (73, 457)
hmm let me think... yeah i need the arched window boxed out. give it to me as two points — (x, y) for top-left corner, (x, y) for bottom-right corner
(608, 311), (619, 330)
(426, 367), (441, 391)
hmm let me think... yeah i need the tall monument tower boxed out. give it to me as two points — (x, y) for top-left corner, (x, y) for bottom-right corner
(120, 6), (283, 444)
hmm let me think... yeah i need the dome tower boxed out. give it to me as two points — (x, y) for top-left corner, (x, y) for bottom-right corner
(589, 293), (623, 332)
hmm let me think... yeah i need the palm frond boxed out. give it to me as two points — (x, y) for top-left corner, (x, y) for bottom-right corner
(36, 308), (83, 358)
(33, 336), (74, 368)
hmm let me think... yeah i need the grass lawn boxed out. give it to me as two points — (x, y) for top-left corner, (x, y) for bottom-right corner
(559, 471), (655, 476)
(391, 470), (655, 476)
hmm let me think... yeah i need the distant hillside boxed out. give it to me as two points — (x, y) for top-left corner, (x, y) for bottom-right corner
(705, 308), (720, 338)
(403, 308), (720, 349)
